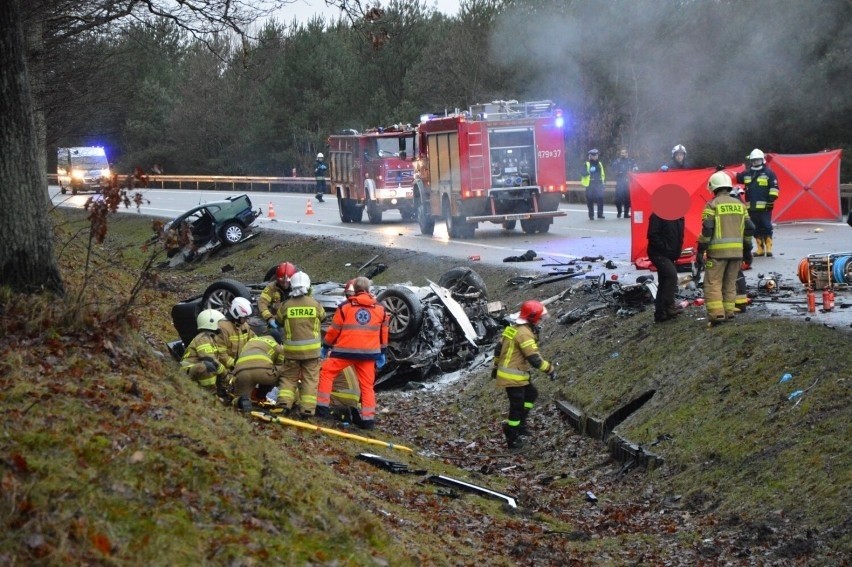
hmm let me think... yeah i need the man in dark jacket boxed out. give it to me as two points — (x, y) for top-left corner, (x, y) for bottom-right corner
(610, 148), (638, 218)
(647, 212), (685, 322)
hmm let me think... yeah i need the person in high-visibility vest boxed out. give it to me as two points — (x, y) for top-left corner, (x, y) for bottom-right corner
(233, 335), (286, 412)
(181, 309), (228, 391)
(258, 262), (298, 343)
(580, 149), (606, 220)
(492, 300), (556, 450)
(315, 276), (388, 430)
(275, 271), (325, 416)
(697, 171), (755, 323)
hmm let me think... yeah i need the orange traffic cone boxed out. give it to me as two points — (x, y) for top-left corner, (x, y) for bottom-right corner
(268, 202), (277, 221)
(305, 200), (315, 216)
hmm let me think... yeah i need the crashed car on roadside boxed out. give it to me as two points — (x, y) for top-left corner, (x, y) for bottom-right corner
(159, 194), (261, 263)
(168, 267), (505, 386)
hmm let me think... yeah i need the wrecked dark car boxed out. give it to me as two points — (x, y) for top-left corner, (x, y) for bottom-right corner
(159, 194), (261, 264)
(168, 267), (505, 386)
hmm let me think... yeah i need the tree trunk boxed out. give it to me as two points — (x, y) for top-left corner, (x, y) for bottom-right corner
(0, 0), (64, 295)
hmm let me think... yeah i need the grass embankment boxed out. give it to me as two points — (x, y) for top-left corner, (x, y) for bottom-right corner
(2, 209), (849, 564)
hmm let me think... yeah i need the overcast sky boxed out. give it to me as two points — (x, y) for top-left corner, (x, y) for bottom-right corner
(271, 0), (460, 25)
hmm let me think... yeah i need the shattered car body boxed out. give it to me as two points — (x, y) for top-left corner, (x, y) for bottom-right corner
(168, 267), (505, 386)
(159, 194), (261, 263)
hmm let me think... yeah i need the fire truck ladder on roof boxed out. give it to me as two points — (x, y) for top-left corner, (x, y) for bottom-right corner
(467, 129), (486, 189)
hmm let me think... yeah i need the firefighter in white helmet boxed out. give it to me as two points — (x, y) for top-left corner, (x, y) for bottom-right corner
(697, 171), (755, 324)
(736, 149), (779, 257)
(181, 309), (228, 390)
(274, 271), (326, 416)
(213, 297), (256, 401)
(314, 152), (328, 203)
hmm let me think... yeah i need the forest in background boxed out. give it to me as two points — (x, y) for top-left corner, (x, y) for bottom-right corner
(42, 0), (851, 178)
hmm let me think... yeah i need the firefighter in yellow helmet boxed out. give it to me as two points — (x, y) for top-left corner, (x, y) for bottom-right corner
(274, 271), (326, 416)
(181, 309), (229, 390)
(212, 296), (256, 401)
(697, 171), (755, 324)
(492, 300), (556, 449)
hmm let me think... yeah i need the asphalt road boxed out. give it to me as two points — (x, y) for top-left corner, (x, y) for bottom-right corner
(49, 186), (852, 327)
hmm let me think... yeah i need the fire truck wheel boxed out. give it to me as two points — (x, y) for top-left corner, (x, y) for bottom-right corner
(521, 219), (549, 234)
(502, 220), (517, 230)
(350, 203), (364, 223)
(417, 199), (435, 235)
(337, 195), (352, 223)
(443, 197), (473, 239)
(376, 286), (423, 341)
(367, 200), (383, 224)
(61, 186), (67, 195)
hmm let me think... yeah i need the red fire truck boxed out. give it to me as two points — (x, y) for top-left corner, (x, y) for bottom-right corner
(414, 100), (567, 238)
(328, 126), (417, 224)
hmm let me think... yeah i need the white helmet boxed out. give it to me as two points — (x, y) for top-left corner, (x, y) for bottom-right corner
(708, 171), (733, 193)
(316, 153), (324, 160)
(229, 297), (252, 319)
(748, 148), (765, 169)
(197, 309), (226, 332)
(672, 144), (687, 156)
(289, 271), (311, 297)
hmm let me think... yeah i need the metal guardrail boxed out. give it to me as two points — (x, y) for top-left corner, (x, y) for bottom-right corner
(46, 174), (852, 213)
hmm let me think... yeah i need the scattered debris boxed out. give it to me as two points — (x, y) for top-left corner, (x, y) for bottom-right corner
(356, 453), (426, 474)
(426, 474), (518, 508)
(585, 491), (598, 503)
(503, 249), (538, 262)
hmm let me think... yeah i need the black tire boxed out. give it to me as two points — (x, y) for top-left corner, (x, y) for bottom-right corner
(521, 219), (543, 234)
(400, 208), (417, 222)
(338, 194), (352, 223)
(418, 197), (435, 235)
(377, 286), (424, 341)
(350, 203), (364, 223)
(202, 279), (253, 313)
(220, 222), (244, 245)
(367, 200), (383, 224)
(60, 187), (67, 195)
(438, 267), (488, 297)
(538, 220), (551, 233)
(502, 220), (517, 230)
(72, 187), (78, 195)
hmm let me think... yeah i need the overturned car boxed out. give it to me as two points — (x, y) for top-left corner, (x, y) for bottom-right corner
(168, 267), (505, 386)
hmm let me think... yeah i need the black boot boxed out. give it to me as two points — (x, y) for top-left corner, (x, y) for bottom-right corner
(314, 406), (332, 420)
(518, 409), (531, 437)
(236, 396), (252, 412)
(502, 423), (524, 450)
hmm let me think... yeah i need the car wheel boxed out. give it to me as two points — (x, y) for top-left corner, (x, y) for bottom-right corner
(202, 279), (253, 313)
(377, 286), (424, 341)
(220, 222), (244, 245)
(438, 267), (488, 297)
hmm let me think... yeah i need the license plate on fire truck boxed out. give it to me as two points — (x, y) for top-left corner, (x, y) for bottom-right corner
(504, 213), (531, 220)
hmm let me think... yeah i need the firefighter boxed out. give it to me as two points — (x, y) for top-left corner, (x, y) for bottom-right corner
(647, 210), (685, 323)
(232, 335), (286, 412)
(611, 148), (638, 218)
(213, 296), (255, 400)
(580, 149), (606, 220)
(661, 144), (688, 171)
(181, 309), (228, 391)
(315, 276), (388, 430)
(258, 262), (298, 343)
(314, 153), (328, 203)
(736, 149), (779, 257)
(275, 271), (326, 416)
(493, 300), (556, 450)
(697, 172), (755, 324)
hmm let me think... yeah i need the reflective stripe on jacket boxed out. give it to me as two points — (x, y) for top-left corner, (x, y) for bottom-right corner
(580, 161), (605, 187)
(258, 282), (287, 322)
(235, 336), (285, 373)
(181, 331), (225, 386)
(216, 319), (255, 369)
(698, 195), (752, 259)
(737, 167), (779, 211)
(277, 295), (326, 359)
(324, 292), (388, 360)
(493, 324), (551, 388)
